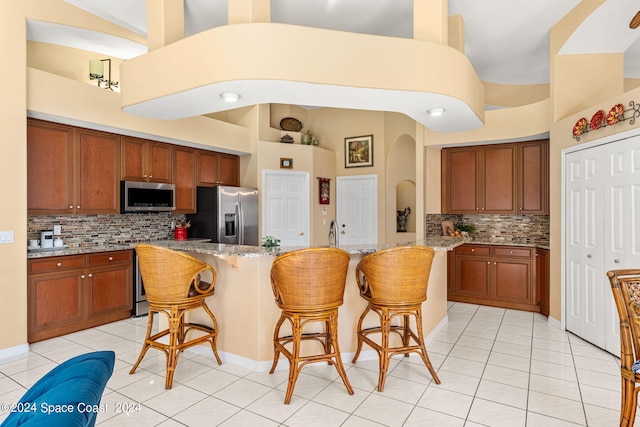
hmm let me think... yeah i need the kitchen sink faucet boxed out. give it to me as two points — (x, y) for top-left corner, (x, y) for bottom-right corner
(329, 220), (338, 247)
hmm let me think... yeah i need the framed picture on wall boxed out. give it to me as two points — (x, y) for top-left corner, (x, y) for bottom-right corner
(345, 135), (373, 168)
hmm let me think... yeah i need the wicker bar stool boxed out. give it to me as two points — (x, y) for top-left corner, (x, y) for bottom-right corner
(352, 246), (441, 392)
(608, 269), (640, 427)
(269, 247), (354, 404)
(130, 244), (222, 389)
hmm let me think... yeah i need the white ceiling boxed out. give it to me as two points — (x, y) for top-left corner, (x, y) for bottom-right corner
(26, 0), (640, 130)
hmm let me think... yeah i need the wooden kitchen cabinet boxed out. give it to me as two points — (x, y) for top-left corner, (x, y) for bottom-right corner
(442, 140), (548, 215)
(197, 151), (239, 187)
(28, 250), (133, 343)
(75, 128), (120, 213)
(27, 119), (75, 214)
(448, 244), (538, 312)
(172, 146), (197, 213)
(442, 144), (516, 214)
(121, 136), (172, 183)
(518, 140), (549, 215)
(27, 119), (120, 214)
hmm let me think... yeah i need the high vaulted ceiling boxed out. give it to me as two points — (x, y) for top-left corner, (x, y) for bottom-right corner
(25, 0), (640, 130)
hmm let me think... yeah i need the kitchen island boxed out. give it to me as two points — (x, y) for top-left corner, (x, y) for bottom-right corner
(147, 237), (470, 371)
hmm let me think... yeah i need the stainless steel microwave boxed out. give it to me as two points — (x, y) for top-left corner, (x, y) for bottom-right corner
(120, 181), (176, 213)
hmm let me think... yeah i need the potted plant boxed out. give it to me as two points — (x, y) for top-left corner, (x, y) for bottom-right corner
(454, 224), (476, 236)
(261, 236), (281, 248)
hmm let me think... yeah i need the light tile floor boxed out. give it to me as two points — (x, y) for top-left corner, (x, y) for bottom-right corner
(0, 302), (636, 426)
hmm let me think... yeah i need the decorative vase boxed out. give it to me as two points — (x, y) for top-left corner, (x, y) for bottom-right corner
(302, 131), (313, 144)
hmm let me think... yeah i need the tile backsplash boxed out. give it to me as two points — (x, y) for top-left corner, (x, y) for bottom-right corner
(426, 214), (549, 246)
(27, 213), (187, 248)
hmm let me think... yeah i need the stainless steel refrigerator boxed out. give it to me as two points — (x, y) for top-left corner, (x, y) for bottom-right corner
(187, 186), (259, 246)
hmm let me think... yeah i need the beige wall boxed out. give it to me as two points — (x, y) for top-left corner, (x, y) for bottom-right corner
(1, 3), (28, 354)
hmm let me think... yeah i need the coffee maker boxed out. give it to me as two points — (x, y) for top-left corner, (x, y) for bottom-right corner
(40, 230), (54, 248)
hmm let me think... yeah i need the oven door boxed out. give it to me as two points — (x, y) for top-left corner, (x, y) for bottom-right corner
(133, 250), (149, 317)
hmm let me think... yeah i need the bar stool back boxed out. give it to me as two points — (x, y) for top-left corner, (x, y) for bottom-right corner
(352, 246), (441, 391)
(269, 247), (354, 404)
(607, 269), (640, 426)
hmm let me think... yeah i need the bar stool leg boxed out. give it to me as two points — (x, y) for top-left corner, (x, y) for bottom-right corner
(284, 316), (303, 404)
(352, 307), (369, 363)
(201, 302), (222, 365)
(414, 308), (440, 384)
(377, 307), (391, 392)
(329, 312), (354, 395)
(269, 315), (286, 374)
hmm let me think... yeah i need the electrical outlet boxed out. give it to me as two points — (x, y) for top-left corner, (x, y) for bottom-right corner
(53, 225), (61, 235)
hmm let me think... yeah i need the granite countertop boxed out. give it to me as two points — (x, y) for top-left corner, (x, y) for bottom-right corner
(27, 235), (548, 259)
(27, 236), (473, 259)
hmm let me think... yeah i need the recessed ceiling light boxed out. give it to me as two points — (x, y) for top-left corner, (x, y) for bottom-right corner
(427, 107), (445, 117)
(221, 92), (240, 102)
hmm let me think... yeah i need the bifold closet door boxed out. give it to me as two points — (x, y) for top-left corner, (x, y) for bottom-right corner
(565, 135), (640, 355)
(565, 145), (606, 350)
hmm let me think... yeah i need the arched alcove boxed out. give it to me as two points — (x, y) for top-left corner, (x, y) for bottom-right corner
(386, 134), (416, 243)
(396, 180), (416, 232)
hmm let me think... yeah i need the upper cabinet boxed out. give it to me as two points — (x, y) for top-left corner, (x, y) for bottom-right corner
(28, 119), (241, 215)
(172, 146), (197, 214)
(197, 151), (239, 187)
(28, 119), (120, 214)
(121, 136), (171, 183)
(442, 140), (548, 215)
(518, 140), (549, 215)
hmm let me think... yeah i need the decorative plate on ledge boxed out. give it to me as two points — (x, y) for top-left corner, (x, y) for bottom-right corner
(280, 117), (303, 132)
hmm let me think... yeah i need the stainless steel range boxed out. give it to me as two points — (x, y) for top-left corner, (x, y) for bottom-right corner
(133, 250), (148, 317)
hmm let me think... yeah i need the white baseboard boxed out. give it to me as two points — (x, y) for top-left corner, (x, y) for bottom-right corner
(0, 343), (30, 361)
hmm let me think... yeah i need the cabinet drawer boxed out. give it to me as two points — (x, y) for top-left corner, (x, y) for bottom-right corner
(28, 255), (85, 274)
(455, 245), (490, 256)
(87, 250), (132, 267)
(493, 247), (533, 258)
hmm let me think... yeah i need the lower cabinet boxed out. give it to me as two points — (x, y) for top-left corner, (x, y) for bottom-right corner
(448, 244), (543, 312)
(28, 250), (132, 343)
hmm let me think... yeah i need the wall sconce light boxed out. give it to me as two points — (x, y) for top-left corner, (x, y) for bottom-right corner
(89, 59), (119, 90)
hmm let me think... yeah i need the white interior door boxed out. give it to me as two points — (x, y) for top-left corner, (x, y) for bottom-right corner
(336, 175), (377, 245)
(262, 170), (309, 246)
(565, 146), (605, 349)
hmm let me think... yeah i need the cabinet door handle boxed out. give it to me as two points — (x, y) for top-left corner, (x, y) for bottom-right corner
(510, 250), (514, 254)
(76, 206), (80, 209)
(108, 256), (113, 261)
(587, 254), (592, 259)
(471, 248), (475, 252)
(615, 259), (620, 263)
(69, 205), (73, 209)
(81, 274), (85, 279)
(494, 262), (497, 265)
(487, 261), (490, 265)
(298, 232), (304, 236)
(57, 262), (62, 267)
(88, 273), (92, 278)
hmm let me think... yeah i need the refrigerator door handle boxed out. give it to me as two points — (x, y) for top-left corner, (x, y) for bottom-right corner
(237, 202), (244, 245)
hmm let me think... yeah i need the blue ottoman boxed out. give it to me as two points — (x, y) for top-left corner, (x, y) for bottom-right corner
(1, 350), (115, 427)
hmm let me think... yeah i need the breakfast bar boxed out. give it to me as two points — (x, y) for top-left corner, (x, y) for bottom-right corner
(148, 237), (470, 371)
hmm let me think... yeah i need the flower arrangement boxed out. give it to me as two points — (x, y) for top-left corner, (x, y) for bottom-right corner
(261, 236), (281, 248)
